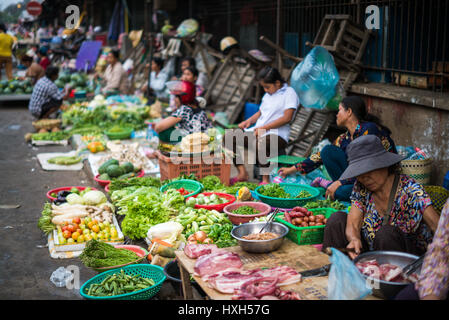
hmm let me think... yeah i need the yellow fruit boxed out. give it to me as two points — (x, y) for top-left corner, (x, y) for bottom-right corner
(77, 235), (85, 243)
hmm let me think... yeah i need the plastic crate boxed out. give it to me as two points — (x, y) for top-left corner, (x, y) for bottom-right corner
(80, 264), (166, 300)
(275, 208), (338, 245)
(255, 183), (320, 208)
(157, 151), (231, 186)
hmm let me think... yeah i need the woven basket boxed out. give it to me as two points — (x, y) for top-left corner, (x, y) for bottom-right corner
(424, 185), (449, 213)
(400, 158), (432, 185)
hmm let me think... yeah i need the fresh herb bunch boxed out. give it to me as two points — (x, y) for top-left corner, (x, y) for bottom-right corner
(200, 175), (224, 191)
(80, 240), (140, 268)
(303, 198), (347, 210)
(232, 206), (260, 215)
(258, 183), (291, 198)
(295, 190), (312, 199)
(207, 223), (238, 248)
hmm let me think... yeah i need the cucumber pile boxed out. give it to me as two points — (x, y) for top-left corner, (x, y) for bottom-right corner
(97, 159), (140, 181)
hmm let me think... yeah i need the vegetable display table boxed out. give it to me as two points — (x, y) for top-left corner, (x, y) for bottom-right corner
(175, 239), (380, 300)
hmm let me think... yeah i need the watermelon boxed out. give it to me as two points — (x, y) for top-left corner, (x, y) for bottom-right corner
(25, 87), (33, 94)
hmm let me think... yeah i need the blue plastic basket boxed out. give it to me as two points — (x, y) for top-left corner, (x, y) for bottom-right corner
(79, 264), (166, 300)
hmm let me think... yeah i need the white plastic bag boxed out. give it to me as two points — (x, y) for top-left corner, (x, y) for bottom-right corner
(327, 248), (372, 300)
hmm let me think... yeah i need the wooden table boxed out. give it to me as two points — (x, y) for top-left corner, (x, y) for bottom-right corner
(176, 239), (334, 300)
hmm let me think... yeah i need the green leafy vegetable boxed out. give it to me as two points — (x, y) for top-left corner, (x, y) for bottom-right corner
(232, 206), (260, 215)
(258, 183), (291, 198)
(79, 240), (140, 268)
(295, 190), (312, 199)
(108, 176), (162, 193)
(200, 175), (224, 191)
(37, 202), (56, 235)
(303, 198), (347, 210)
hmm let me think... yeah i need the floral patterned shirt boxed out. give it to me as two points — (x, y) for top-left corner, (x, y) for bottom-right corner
(351, 174), (433, 252)
(171, 105), (213, 135)
(416, 199), (449, 299)
(295, 122), (397, 185)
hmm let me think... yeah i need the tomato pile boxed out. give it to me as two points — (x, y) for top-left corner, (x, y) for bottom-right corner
(57, 217), (119, 245)
(176, 187), (192, 196)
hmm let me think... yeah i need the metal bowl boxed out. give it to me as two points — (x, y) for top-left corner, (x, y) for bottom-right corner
(231, 222), (289, 253)
(353, 251), (421, 300)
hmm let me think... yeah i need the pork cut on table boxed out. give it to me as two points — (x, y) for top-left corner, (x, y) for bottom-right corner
(184, 243), (219, 259)
(193, 251), (243, 278)
(204, 265), (302, 295)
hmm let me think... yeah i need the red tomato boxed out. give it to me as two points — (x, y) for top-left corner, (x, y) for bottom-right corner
(63, 230), (72, 239)
(72, 223), (79, 230)
(72, 217), (81, 224)
(67, 224), (76, 233)
(62, 226), (69, 232)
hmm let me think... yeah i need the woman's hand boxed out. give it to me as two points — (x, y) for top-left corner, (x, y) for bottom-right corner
(325, 181), (342, 200)
(278, 166), (296, 178)
(238, 119), (252, 129)
(346, 238), (363, 260)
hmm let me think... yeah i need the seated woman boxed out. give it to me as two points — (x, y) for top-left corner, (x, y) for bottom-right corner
(228, 66), (299, 185)
(152, 80), (213, 143)
(181, 66), (204, 96)
(278, 96), (397, 202)
(322, 135), (440, 259)
(395, 198), (449, 300)
(147, 57), (170, 100)
(100, 49), (129, 95)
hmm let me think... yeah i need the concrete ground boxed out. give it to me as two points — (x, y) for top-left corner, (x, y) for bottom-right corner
(0, 101), (258, 300)
(0, 102), (194, 299)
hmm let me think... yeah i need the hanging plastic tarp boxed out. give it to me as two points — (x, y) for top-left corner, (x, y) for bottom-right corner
(108, 0), (129, 42)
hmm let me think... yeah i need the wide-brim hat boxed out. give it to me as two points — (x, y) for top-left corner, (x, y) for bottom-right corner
(339, 135), (405, 180)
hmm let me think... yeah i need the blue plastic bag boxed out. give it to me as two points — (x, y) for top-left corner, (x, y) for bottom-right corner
(290, 46), (340, 110)
(327, 248), (372, 300)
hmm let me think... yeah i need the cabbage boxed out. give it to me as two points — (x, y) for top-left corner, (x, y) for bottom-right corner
(82, 190), (107, 205)
(146, 221), (184, 245)
(66, 193), (84, 205)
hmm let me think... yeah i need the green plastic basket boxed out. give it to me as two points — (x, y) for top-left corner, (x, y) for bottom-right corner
(104, 127), (133, 140)
(268, 155), (305, 167)
(160, 179), (204, 198)
(255, 183), (320, 209)
(80, 264), (166, 300)
(275, 208), (338, 245)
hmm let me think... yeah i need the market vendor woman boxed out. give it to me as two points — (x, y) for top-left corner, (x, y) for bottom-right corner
(229, 66), (300, 185)
(322, 135), (440, 258)
(152, 80), (212, 142)
(278, 96), (397, 202)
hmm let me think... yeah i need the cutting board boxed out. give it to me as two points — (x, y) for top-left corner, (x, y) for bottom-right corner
(37, 151), (84, 171)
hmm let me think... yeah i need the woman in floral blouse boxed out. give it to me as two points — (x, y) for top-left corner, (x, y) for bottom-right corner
(322, 135), (440, 258)
(278, 96), (397, 202)
(396, 198), (449, 300)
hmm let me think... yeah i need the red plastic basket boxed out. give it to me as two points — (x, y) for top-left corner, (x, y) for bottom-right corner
(95, 170), (145, 188)
(47, 186), (98, 201)
(186, 192), (236, 212)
